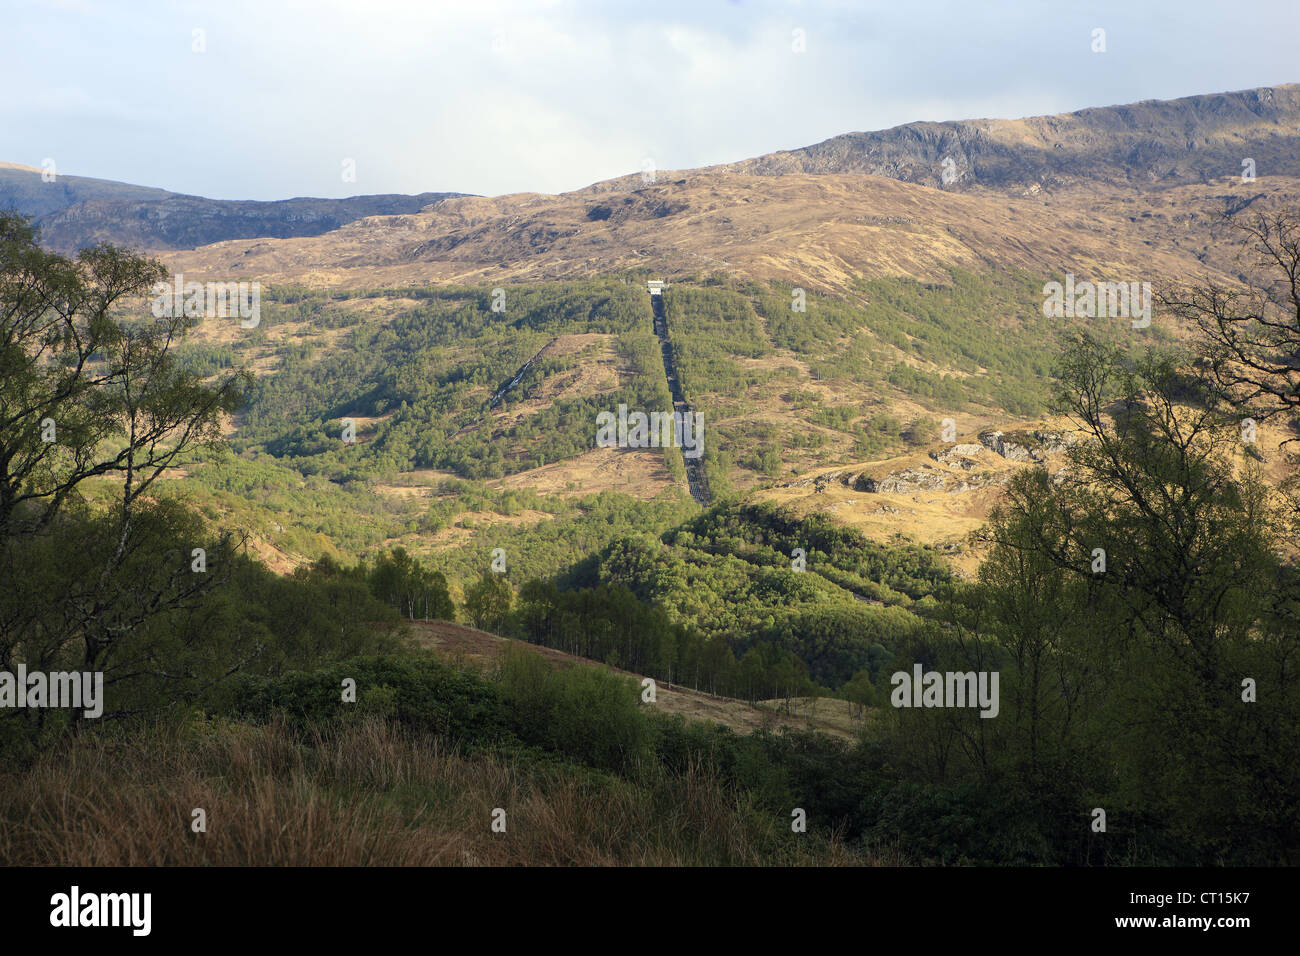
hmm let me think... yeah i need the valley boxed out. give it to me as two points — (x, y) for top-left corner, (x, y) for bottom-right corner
(5, 70), (1299, 872)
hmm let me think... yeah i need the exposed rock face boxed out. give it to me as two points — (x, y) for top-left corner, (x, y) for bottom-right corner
(785, 426), (1077, 499)
(786, 470), (844, 490)
(1033, 431), (1074, 454)
(717, 85), (1300, 195)
(948, 472), (1013, 493)
(976, 429), (1079, 462)
(814, 471), (844, 490)
(930, 442), (985, 469)
(978, 430), (1037, 461)
(857, 467), (949, 494)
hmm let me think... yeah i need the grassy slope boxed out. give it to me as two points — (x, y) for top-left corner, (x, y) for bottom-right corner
(0, 717), (867, 866)
(409, 619), (865, 741)
(0, 628), (877, 866)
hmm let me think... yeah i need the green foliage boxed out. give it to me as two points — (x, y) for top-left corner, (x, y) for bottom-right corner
(874, 333), (1300, 864)
(497, 644), (652, 772)
(231, 281), (662, 480)
(0, 212), (253, 744)
(229, 656), (511, 745)
(426, 490), (697, 588)
(8, 220), (1295, 866)
(366, 546), (454, 620)
(498, 502), (945, 699)
(759, 604), (913, 687)
(661, 287), (773, 401)
(463, 571), (513, 631)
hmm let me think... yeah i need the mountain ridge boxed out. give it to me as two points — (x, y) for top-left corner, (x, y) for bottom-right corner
(7, 82), (1298, 262)
(711, 82), (1300, 193)
(0, 164), (467, 252)
(144, 82), (1299, 294)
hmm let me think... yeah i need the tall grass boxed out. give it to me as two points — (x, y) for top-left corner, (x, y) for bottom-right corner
(0, 716), (870, 866)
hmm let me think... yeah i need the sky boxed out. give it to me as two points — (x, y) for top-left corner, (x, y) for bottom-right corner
(2, 0), (1298, 201)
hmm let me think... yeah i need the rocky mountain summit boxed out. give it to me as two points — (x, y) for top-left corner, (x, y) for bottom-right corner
(716, 84), (1300, 195)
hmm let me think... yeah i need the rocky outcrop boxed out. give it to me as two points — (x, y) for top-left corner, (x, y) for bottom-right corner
(782, 469), (859, 492)
(978, 430), (1037, 461)
(1033, 430), (1074, 454)
(976, 429), (1075, 462)
(857, 467), (948, 494)
(781, 427), (1077, 499)
(717, 85), (1300, 195)
(929, 442), (985, 469)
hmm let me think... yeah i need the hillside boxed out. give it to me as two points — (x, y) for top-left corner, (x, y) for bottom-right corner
(152, 264), (1174, 580)
(8, 86), (1292, 291)
(161, 170), (1289, 296)
(19, 80), (1300, 681)
(0, 162), (465, 252)
(151, 83), (1300, 295)
(715, 84), (1300, 194)
(7, 47), (1299, 876)
(408, 619), (861, 740)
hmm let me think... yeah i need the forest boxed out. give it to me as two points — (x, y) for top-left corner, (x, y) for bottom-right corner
(2, 208), (1297, 865)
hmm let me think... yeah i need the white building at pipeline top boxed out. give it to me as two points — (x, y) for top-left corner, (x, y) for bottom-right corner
(647, 280), (666, 296)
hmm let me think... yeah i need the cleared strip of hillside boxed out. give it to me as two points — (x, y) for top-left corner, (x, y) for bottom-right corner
(406, 619), (861, 741)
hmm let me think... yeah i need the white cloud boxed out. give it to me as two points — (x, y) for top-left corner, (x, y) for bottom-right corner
(0, 0), (1296, 199)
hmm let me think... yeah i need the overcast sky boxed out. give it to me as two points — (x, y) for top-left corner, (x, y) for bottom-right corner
(2, 0), (1297, 200)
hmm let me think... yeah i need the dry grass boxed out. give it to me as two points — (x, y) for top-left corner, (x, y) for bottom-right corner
(487, 445), (677, 501)
(755, 697), (878, 738)
(0, 717), (873, 866)
(759, 413), (1300, 577)
(408, 621), (861, 741)
(159, 170), (1286, 300)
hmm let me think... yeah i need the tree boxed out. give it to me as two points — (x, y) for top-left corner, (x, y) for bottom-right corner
(963, 331), (1299, 862)
(368, 547), (454, 620)
(900, 418), (938, 446)
(0, 213), (244, 537)
(1159, 211), (1300, 429)
(463, 571), (512, 632)
(840, 668), (878, 723)
(0, 212), (246, 727)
